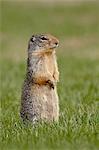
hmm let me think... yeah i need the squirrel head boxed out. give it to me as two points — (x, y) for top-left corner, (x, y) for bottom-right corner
(28, 34), (59, 54)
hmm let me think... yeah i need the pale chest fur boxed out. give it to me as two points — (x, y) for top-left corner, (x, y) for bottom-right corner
(44, 53), (55, 76)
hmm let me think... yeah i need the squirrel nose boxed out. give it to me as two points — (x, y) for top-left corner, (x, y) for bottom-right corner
(55, 41), (59, 47)
(55, 42), (58, 45)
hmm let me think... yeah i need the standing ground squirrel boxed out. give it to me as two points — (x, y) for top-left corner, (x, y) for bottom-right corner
(20, 34), (59, 124)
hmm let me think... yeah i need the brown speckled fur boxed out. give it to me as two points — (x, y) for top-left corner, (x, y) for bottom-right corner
(20, 34), (59, 124)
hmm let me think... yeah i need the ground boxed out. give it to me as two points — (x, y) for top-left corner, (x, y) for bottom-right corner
(1, 1), (99, 150)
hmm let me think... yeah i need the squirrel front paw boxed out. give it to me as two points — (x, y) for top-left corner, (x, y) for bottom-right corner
(46, 80), (55, 89)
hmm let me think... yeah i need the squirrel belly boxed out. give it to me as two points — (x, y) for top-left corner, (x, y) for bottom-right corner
(20, 79), (59, 123)
(31, 84), (59, 122)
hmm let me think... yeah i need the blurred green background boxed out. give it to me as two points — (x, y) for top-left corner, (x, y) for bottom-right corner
(1, 0), (99, 150)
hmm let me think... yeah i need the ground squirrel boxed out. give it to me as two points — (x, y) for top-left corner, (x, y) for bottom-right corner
(20, 34), (59, 124)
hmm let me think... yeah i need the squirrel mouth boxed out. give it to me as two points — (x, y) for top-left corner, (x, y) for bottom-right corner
(50, 43), (59, 49)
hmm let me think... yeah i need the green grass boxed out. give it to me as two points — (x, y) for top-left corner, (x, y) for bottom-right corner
(1, 1), (99, 150)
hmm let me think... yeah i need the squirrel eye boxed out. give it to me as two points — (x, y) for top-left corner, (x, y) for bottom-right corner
(41, 37), (48, 40)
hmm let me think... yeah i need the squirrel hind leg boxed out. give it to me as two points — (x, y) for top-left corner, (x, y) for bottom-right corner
(20, 112), (39, 124)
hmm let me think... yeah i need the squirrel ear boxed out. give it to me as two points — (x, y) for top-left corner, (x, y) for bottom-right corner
(30, 36), (36, 42)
